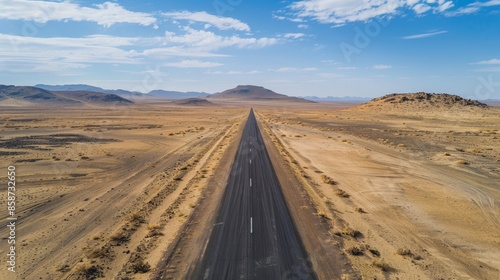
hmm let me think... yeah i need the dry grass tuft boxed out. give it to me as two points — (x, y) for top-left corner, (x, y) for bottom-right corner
(396, 248), (412, 256)
(342, 227), (362, 238)
(372, 259), (394, 272)
(335, 189), (350, 198)
(321, 175), (337, 185)
(347, 246), (364, 256)
(131, 259), (151, 274)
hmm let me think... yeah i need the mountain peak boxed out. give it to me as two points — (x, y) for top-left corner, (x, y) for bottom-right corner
(209, 85), (313, 103)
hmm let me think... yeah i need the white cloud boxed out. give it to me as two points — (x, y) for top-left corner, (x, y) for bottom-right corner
(445, 0), (500, 16)
(413, 3), (432, 14)
(288, 0), (469, 24)
(164, 60), (222, 68)
(161, 27), (278, 51)
(0, 0), (156, 27)
(372, 64), (392, 69)
(163, 11), (250, 31)
(402, 30), (448, 39)
(0, 30), (277, 74)
(298, 24), (309, 29)
(473, 59), (500, 65)
(283, 33), (306, 39)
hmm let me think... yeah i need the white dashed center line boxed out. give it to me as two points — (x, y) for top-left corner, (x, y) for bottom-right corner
(250, 217), (253, 234)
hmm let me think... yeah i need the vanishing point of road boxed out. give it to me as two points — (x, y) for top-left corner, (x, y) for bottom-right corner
(192, 109), (317, 280)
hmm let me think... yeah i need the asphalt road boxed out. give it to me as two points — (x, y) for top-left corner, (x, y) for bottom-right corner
(192, 109), (316, 280)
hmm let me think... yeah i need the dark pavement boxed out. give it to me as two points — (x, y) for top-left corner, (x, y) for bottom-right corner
(192, 109), (316, 280)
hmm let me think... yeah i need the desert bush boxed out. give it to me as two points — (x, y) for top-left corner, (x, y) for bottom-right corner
(347, 246), (364, 256)
(335, 189), (350, 198)
(372, 259), (394, 272)
(128, 213), (146, 225)
(355, 207), (366, 213)
(132, 259), (151, 273)
(75, 263), (103, 278)
(321, 175), (337, 185)
(396, 248), (412, 256)
(110, 231), (129, 245)
(342, 227), (361, 238)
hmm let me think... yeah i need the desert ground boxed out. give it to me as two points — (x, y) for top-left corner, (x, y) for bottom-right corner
(0, 95), (499, 280)
(0, 102), (246, 279)
(256, 99), (500, 279)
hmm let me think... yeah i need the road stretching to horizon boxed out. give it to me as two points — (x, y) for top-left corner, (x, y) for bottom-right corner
(191, 109), (317, 280)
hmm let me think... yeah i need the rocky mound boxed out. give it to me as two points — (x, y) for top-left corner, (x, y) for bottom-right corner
(172, 98), (215, 106)
(355, 92), (488, 113)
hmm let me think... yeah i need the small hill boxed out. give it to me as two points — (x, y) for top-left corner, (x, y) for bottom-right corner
(354, 92), (488, 113)
(53, 91), (133, 105)
(0, 85), (81, 105)
(0, 85), (134, 106)
(172, 98), (214, 106)
(209, 85), (313, 103)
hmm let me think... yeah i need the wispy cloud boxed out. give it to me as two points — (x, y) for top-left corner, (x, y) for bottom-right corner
(402, 30), (448, 39)
(164, 60), (222, 68)
(282, 33), (306, 39)
(0, 0), (156, 27)
(163, 11), (250, 31)
(472, 58), (500, 65)
(287, 0), (454, 24)
(0, 29), (277, 73)
(372, 64), (392, 70)
(445, 0), (500, 16)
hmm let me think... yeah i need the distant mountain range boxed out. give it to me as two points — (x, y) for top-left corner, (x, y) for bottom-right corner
(0, 85), (133, 106)
(35, 84), (209, 100)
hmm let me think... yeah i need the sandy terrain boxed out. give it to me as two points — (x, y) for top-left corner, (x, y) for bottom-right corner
(0, 103), (246, 280)
(1, 96), (498, 280)
(256, 102), (500, 279)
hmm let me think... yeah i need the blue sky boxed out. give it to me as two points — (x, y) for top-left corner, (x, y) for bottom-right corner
(0, 0), (499, 99)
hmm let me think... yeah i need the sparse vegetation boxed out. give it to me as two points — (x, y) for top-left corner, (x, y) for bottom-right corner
(321, 175), (337, 185)
(335, 189), (350, 198)
(128, 213), (146, 225)
(372, 259), (394, 272)
(110, 231), (129, 245)
(347, 246), (364, 256)
(342, 227), (361, 238)
(396, 248), (412, 256)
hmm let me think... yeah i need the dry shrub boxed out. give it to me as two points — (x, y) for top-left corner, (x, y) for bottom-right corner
(335, 189), (350, 198)
(128, 213), (146, 225)
(131, 259), (151, 273)
(321, 175), (337, 185)
(372, 259), (394, 272)
(396, 248), (412, 256)
(75, 263), (103, 278)
(110, 231), (129, 245)
(347, 246), (364, 256)
(342, 227), (361, 238)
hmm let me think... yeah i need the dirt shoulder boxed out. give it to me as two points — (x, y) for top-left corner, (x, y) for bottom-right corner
(257, 107), (500, 279)
(256, 111), (357, 279)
